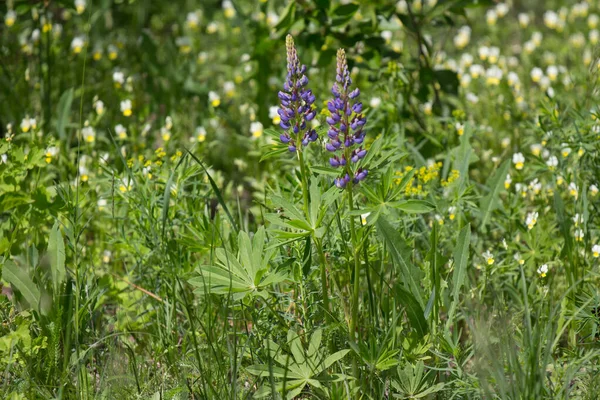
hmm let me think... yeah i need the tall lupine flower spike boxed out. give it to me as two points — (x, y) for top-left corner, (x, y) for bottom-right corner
(326, 49), (368, 188)
(278, 35), (318, 152)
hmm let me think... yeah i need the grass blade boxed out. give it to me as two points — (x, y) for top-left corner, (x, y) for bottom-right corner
(187, 149), (239, 232)
(479, 159), (510, 230)
(447, 224), (471, 325)
(376, 217), (424, 308)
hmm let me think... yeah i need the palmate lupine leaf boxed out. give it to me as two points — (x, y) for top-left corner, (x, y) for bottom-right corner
(391, 361), (445, 399)
(355, 168), (425, 226)
(247, 329), (350, 398)
(189, 227), (286, 300)
(265, 186), (339, 241)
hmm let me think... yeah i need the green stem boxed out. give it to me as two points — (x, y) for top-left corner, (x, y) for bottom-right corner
(347, 185), (360, 338)
(315, 238), (330, 320)
(298, 143), (331, 322)
(296, 147), (310, 218)
(298, 143), (321, 329)
(347, 182), (361, 383)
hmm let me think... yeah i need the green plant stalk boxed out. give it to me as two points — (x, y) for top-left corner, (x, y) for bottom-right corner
(296, 145), (310, 218)
(296, 145), (317, 325)
(340, 100), (362, 341)
(347, 183), (360, 339)
(297, 140), (330, 318)
(72, 6), (92, 396)
(315, 238), (330, 319)
(346, 179), (362, 383)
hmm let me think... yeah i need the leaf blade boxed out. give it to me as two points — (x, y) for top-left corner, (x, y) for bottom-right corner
(2, 260), (40, 311)
(48, 222), (66, 289)
(447, 224), (471, 324)
(376, 218), (424, 307)
(479, 159), (510, 229)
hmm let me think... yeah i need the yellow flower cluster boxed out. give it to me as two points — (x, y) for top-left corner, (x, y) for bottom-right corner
(442, 169), (460, 187)
(396, 162), (458, 196)
(170, 150), (183, 162)
(399, 166), (424, 196)
(418, 162), (441, 183)
(155, 147), (167, 165)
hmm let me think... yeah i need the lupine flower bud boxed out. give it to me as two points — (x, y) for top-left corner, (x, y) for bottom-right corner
(335, 173), (351, 189)
(278, 35), (318, 152)
(326, 49), (368, 186)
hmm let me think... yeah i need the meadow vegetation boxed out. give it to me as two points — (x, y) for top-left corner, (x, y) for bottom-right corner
(1, 0), (600, 398)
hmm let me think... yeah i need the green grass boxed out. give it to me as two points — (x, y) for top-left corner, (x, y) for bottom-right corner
(1, 0), (600, 399)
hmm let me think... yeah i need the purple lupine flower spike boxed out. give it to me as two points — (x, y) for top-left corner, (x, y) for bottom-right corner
(278, 35), (318, 152)
(326, 49), (368, 187)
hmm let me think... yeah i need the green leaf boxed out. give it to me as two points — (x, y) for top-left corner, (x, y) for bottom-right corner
(263, 128), (280, 139)
(191, 227), (282, 299)
(246, 365), (295, 379)
(392, 200), (435, 214)
(238, 231), (254, 279)
(270, 195), (305, 221)
(479, 159), (510, 229)
(447, 224), (471, 323)
(286, 219), (313, 232)
(0, 192), (32, 211)
(302, 236), (312, 277)
(425, 223), (441, 323)
(309, 179), (321, 227)
(2, 260), (40, 311)
(333, 3), (359, 16)
(289, 330), (306, 366)
(323, 349), (350, 369)
(308, 328), (322, 358)
(331, 3), (359, 26)
(396, 286), (429, 337)
(376, 218), (424, 307)
(56, 88), (74, 140)
(311, 166), (341, 177)
(260, 146), (289, 162)
(391, 168), (416, 199)
(451, 127), (477, 192)
(274, 1), (297, 33)
(48, 222), (66, 289)
(314, 0), (331, 10)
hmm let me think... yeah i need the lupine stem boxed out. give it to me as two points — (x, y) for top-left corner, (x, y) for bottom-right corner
(323, 48), (367, 340)
(298, 145), (331, 320)
(347, 171), (361, 339)
(297, 143), (330, 319)
(340, 94), (362, 380)
(347, 181), (361, 381)
(315, 238), (330, 320)
(296, 146), (310, 218)
(279, 35), (326, 325)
